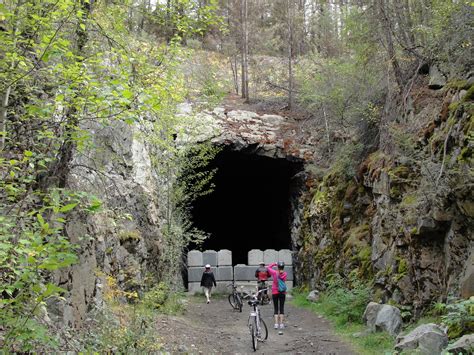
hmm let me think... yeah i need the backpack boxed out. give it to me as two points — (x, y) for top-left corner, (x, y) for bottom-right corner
(278, 277), (287, 293)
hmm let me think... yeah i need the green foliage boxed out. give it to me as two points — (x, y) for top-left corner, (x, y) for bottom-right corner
(292, 290), (394, 355)
(423, 1), (473, 76)
(429, 302), (447, 316)
(0, 0), (223, 350)
(441, 297), (474, 339)
(320, 274), (372, 325)
(0, 189), (101, 351)
(142, 282), (170, 310)
(330, 142), (365, 180)
(151, 0), (225, 43)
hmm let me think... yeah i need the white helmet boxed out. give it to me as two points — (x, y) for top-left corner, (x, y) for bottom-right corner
(205, 264), (211, 268)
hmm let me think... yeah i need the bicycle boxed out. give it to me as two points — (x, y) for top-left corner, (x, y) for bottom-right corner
(247, 288), (269, 351)
(257, 280), (271, 305)
(227, 281), (250, 312)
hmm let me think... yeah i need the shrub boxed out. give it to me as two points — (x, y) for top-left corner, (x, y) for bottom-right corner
(320, 274), (371, 325)
(442, 297), (474, 339)
(142, 283), (170, 309)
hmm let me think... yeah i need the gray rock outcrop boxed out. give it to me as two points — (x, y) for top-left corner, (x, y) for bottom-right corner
(445, 334), (474, 354)
(306, 290), (320, 302)
(394, 323), (448, 354)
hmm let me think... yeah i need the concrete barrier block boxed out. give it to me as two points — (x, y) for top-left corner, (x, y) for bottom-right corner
(218, 249), (232, 266)
(187, 282), (202, 294)
(188, 266), (206, 282)
(214, 281), (230, 294)
(187, 281), (230, 295)
(278, 249), (293, 265)
(263, 249), (278, 264)
(203, 250), (217, 266)
(187, 250), (203, 267)
(248, 249), (263, 265)
(234, 264), (258, 281)
(216, 266), (233, 281)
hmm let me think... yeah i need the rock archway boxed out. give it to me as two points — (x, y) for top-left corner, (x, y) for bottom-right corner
(179, 107), (316, 286)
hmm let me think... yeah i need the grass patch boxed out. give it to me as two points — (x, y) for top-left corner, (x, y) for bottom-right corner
(292, 291), (395, 355)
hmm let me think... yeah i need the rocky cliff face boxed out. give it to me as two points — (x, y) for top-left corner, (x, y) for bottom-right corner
(54, 121), (164, 327)
(297, 77), (473, 314)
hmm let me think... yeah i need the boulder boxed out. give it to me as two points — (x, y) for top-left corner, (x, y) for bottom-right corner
(363, 302), (384, 331)
(375, 305), (402, 336)
(445, 334), (474, 354)
(363, 302), (402, 336)
(306, 290), (320, 302)
(428, 65), (446, 89)
(394, 323), (448, 353)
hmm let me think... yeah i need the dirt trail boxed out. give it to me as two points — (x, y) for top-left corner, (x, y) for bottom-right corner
(157, 295), (356, 354)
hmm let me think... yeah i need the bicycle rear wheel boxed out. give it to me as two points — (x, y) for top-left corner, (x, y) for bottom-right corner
(228, 293), (239, 310)
(259, 317), (268, 340)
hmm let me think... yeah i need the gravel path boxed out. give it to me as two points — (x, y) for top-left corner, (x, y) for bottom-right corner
(157, 294), (356, 354)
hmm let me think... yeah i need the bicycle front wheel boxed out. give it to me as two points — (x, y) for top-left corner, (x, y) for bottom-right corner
(250, 321), (258, 351)
(228, 293), (239, 310)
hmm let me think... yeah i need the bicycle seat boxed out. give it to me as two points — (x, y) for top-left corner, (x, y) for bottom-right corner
(248, 298), (260, 306)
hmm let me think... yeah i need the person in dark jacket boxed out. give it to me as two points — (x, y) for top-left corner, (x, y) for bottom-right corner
(200, 264), (217, 304)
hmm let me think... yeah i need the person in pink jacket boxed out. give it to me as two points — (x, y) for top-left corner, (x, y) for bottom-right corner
(267, 261), (287, 331)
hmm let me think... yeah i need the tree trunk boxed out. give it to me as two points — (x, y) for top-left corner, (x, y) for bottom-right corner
(241, 0), (249, 101)
(230, 55), (239, 94)
(378, 0), (403, 93)
(287, 0), (293, 110)
(50, 0), (92, 187)
(0, 86), (10, 152)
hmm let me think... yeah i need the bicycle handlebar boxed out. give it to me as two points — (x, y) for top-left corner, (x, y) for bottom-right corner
(251, 288), (268, 298)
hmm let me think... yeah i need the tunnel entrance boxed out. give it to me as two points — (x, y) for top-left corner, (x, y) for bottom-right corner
(190, 146), (304, 265)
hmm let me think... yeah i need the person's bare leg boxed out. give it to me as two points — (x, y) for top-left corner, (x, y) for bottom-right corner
(274, 315), (279, 329)
(279, 314), (285, 329)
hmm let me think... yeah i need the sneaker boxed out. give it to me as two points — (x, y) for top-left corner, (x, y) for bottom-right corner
(274, 324), (278, 329)
(279, 324), (284, 329)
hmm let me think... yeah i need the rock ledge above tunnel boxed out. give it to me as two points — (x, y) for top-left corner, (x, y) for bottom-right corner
(176, 104), (316, 161)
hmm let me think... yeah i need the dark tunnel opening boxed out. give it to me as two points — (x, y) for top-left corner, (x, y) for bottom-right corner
(190, 146), (304, 265)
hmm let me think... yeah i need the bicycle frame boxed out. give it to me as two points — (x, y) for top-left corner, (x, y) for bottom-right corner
(227, 282), (251, 312)
(247, 287), (268, 350)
